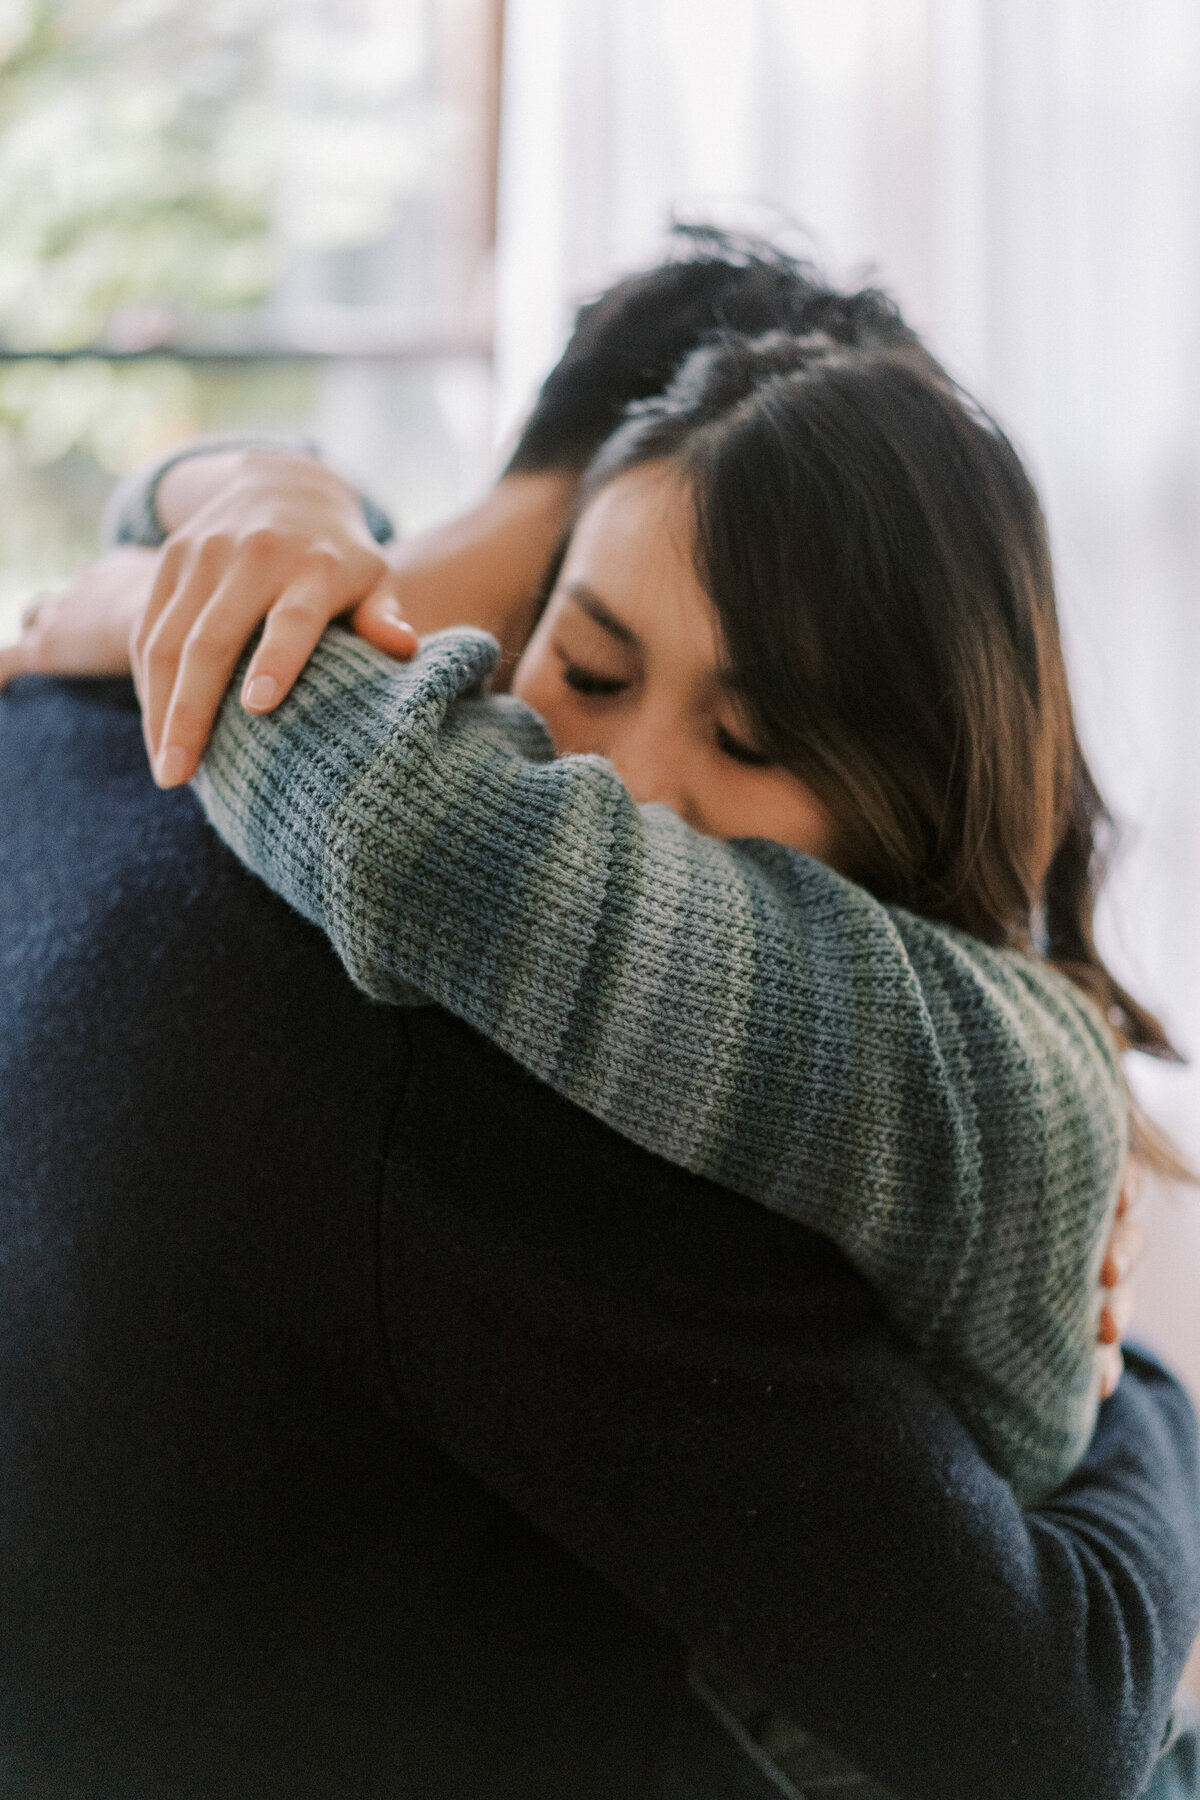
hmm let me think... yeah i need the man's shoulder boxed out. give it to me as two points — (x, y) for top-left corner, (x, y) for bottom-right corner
(0, 675), (412, 1201)
(1, 674), (379, 1004)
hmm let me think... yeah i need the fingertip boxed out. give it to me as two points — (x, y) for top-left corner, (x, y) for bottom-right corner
(370, 614), (419, 660)
(355, 591), (418, 656)
(243, 673), (280, 712)
(390, 620), (419, 659)
(375, 596), (412, 629)
(156, 744), (191, 788)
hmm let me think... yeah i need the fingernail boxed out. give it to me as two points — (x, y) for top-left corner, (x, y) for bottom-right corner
(243, 675), (279, 711)
(157, 745), (189, 787)
(1098, 1309), (1119, 1345)
(1100, 1253), (1119, 1287)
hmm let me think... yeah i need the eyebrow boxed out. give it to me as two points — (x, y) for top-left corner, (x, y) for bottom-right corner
(563, 582), (640, 649)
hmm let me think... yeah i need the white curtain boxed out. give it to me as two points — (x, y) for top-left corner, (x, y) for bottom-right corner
(494, 0), (1200, 1400)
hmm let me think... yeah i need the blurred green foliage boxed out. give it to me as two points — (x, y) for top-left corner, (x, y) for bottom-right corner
(0, 0), (280, 631)
(0, 358), (317, 634)
(0, 0), (277, 350)
(0, 0), (482, 639)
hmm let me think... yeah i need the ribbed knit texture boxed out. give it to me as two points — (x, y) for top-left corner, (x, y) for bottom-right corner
(193, 624), (1127, 1505)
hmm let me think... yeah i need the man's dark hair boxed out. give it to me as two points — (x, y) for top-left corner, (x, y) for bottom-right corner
(504, 224), (919, 474)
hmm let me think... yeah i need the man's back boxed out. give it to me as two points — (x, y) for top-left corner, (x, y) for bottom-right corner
(2, 674), (1198, 1800)
(0, 674), (757, 1798)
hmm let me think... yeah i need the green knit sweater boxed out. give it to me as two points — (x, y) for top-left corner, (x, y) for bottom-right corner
(190, 622), (1126, 1505)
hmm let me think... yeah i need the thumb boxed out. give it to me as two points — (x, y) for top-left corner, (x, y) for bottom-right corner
(351, 584), (419, 661)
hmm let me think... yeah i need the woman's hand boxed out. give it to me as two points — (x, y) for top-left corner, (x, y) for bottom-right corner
(1097, 1163), (1145, 1400)
(0, 546), (158, 689)
(137, 454), (578, 787)
(134, 450), (419, 788)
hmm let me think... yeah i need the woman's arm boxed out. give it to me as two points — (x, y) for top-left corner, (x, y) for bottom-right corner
(192, 623), (1124, 1506)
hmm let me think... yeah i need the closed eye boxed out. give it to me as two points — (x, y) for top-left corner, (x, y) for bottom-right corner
(715, 723), (772, 767)
(561, 660), (628, 697)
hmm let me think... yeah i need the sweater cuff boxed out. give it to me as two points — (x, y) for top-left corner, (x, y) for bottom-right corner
(101, 434), (396, 551)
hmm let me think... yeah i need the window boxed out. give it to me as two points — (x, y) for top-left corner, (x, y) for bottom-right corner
(0, 0), (503, 636)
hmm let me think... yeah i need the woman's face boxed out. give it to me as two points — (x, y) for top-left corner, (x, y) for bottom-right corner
(511, 462), (841, 859)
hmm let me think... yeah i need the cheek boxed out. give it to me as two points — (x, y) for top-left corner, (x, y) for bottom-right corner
(702, 771), (842, 864)
(509, 646), (550, 717)
(778, 791), (843, 864)
(510, 648), (583, 755)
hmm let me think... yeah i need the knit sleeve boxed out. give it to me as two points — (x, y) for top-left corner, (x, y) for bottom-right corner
(193, 624), (1127, 1503)
(101, 434), (396, 551)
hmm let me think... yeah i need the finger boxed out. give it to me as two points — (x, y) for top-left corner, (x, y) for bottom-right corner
(132, 539), (187, 674)
(138, 538), (237, 765)
(0, 613), (87, 686)
(0, 612), (66, 687)
(351, 584), (419, 660)
(152, 559), (321, 787)
(1118, 1160), (1143, 1217)
(133, 540), (203, 756)
(235, 573), (343, 722)
(1109, 1285), (1136, 1339)
(1099, 1285), (1135, 1347)
(1100, 1215), (1146, 1288)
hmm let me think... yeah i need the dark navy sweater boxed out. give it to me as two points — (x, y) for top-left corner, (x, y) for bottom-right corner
(1, 671), (1198, 1798)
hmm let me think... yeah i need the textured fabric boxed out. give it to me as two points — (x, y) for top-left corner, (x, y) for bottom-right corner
(102, 434), (396, 550)
(1142, 1694), (1200, 1800)
(688, 1662), (901, 1798)
(3, 672), (1198, 1800)
(0, 673), (788, 1800)
(190, 622), (1127, 1505)
(695, 1671), (1200, 1800)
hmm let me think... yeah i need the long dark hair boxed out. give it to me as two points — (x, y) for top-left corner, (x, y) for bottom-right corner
(581, 328), (1189, 1174)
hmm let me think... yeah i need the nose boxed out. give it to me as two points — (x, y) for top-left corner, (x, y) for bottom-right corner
(605, 716), (703, 831)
